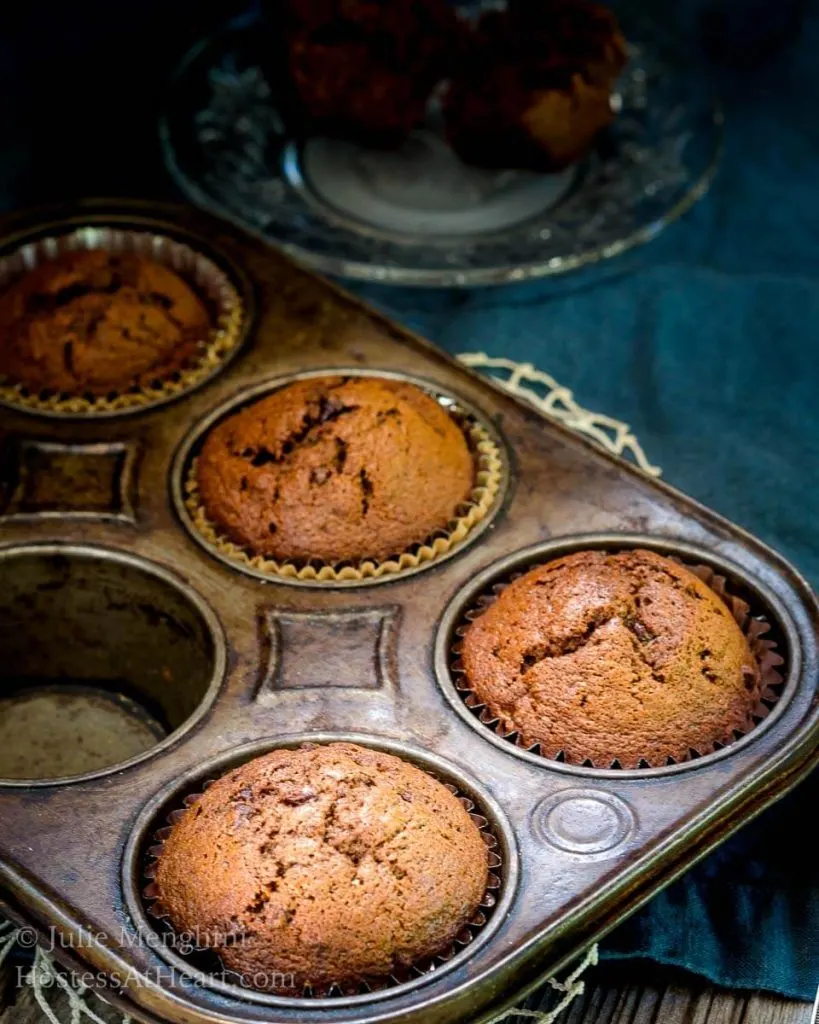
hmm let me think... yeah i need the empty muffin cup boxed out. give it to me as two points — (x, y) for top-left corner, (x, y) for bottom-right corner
(0, 544), (224, 784)
(0, 686), (166, 781)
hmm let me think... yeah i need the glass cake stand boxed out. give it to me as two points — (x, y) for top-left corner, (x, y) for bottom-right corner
(159, 11), (722, 287)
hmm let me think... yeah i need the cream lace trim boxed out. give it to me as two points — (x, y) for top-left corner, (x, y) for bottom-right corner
(457, 353), (661, 477)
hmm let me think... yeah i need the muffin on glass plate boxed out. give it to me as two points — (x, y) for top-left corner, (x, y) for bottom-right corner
(444, 0), (628, 172)
(270, 0), (464, 147)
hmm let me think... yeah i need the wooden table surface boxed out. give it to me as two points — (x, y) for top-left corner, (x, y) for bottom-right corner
(516, 962), (814, 1024)
(1, 957), (813, 1024)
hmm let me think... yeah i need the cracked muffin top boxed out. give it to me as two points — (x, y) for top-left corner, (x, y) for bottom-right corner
(460, 549), (761, 767)
(196, 375), (476, 564)
(0, 250), (210, 396)
(152, 742), (489, 993)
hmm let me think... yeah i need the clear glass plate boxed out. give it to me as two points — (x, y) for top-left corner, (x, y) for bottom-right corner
(159, 10), (722, 287)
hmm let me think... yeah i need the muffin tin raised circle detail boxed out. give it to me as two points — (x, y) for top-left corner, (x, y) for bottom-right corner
(532, 789), (635, 858)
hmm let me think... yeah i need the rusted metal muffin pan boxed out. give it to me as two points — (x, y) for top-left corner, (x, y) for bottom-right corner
(0, 200), (817, 1024)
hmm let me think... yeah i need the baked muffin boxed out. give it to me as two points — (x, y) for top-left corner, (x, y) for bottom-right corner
(444, 0), (627, 172)
(0, 250), (210, 396)
(152, 743), (489, 992)
(196, 375), (475, 564)
(460, 549), (761, 767)
(268, 0), (463, 147)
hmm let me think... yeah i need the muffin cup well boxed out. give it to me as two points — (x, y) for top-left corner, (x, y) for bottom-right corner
(0, 543), (226, 787)
(180, 382), (504, 584)
(140, 743), (504, 999)
(449, 553), (785, 771)
(0, 227), (245, 416)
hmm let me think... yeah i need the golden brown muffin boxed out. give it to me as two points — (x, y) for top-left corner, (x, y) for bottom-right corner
(196, 376), (475, 564)
(0, 250), (210, 396)
(152, 743), (489, 993)
(461, 549), (761, 767)
(444, 0), (627, 172)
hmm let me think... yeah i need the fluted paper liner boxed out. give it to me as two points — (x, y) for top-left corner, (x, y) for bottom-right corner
(0, 227), (244, 415)
(141, 745), (503, 998)
(183, 399), (503, 583)
(450, 554), (786, 769)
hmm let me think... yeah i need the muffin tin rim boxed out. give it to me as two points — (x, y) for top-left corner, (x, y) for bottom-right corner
(121, 732), (520, 1011)
(0, 214), (256, 421)
(0, 540), (228, 790)
(170, 366), (510, 588)
(433, 532), (801, 779)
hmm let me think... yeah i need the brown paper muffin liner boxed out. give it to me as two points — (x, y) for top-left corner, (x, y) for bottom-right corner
(450, 554), (786, 770)
(141, 746), (503, 998)
(183, 400), (503, 583)
(0, 227), (245, 415)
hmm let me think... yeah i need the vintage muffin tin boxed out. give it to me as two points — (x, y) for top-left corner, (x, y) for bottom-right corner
(0, 199), (817, 1024)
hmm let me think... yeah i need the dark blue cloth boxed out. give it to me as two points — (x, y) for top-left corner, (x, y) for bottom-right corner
(1, 0), (818, 1000)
